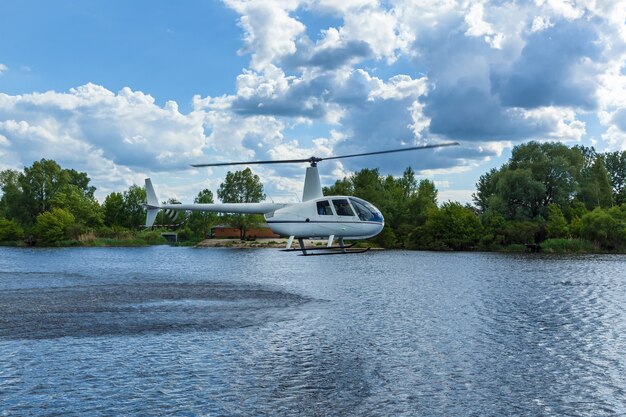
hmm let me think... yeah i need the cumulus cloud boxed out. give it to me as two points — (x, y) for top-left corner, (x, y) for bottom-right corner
(3, 0), (626, 200)
(0, 64), (7, 75)
(0, 84), (209, 197)
(225, 0), (306, 71)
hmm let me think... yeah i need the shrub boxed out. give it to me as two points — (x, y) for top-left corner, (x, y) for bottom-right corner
(0, 217), (24, 242)
(35, 208), (75, 245)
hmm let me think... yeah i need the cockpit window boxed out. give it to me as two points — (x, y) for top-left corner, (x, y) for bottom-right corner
(332, 199), (355, 216)
(316, 200), (333, 215)
(349, 198), (384, 222)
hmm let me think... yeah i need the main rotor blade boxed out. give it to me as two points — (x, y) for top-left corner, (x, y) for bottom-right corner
(191, 142), (459, 168)
(319, 142), (459, 162)
(191, 158), (313, 167)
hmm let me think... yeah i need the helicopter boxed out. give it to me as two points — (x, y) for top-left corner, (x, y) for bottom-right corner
(143, 142), (458, 255)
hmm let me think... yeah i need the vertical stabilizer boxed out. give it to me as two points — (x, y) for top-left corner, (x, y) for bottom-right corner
(302, 166), (323, 201)
(145, 178), (159, 207)
(144, 178), (160, 228)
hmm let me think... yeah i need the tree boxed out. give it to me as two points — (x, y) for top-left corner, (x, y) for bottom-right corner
(35, 208), (76, 245)
(122, 184), (147, 229)
(323, 178), (353, 196)
(417, 202), (482, 250)
(580, 208), (626, 250)
(491, 169), (545, 219)
(475, 142), (583, 219)
(473, 167), (499, 213)
(408, 179), (438, 226)
(188, 189), (218, 239)
(0, 169), (23, 222)
(217, 168), (265, 239)
(1, 160), (99, 228)
(603, 151), (626, 205)
(19, 159), (66, 221)
(103, 192), (125, 227)
(509, 142), (581, 209)
(52, 184), (103, 228)
(0, 217), (24, 242)
(545, 204), (568, 239)
(577, 157), (612, 209)
(400, 167), (418, 199)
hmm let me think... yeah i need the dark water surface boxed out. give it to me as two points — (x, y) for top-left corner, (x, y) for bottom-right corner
(1, 247), (625, 416)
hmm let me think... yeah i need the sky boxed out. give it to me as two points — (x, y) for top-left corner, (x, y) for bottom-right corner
(1, 0), (626, 205)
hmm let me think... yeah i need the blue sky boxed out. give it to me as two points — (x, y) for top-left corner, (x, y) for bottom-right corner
(1, 0), (625, 204)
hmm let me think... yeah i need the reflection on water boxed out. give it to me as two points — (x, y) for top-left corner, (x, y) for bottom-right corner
(1, 247), (625, 416)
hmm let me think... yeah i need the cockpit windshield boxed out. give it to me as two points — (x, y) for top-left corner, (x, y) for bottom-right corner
(349, 198), (384, 222)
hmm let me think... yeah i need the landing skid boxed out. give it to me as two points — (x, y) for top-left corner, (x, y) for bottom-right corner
(282, 238), (371, 256)
(298, 247), (371, 256)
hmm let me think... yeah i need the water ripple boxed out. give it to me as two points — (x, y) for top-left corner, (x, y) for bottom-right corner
(1, 248), (625, 416)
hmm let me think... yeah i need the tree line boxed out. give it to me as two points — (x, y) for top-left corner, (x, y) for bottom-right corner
(325, 141), (626, 252)
(1, 141), (626, 251)
(0, 160), (264, 245)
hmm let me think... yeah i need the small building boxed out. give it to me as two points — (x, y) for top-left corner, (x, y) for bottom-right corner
(210, 225), (280, 239)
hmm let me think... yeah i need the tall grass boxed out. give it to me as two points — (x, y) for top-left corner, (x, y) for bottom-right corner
(540, 238), (598, 253)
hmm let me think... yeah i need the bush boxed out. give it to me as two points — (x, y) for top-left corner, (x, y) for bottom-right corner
(137, 229), (168, 244)
(35, 208), (75, 245)
(0, 217), (24, 242)
(580, 208), (626, 250)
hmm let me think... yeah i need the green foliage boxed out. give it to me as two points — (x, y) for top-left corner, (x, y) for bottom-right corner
(540, 238), (597, 253)
(545, 204), (569, 239)
(408, 179), (437, 227)
(2, 150), (626, 253)
(217, 168), (265, 203)
(35, 208), (76, 245)
(137, 229), (168, 244)
(413, 202), (482, 250)
(323, 178), (353, 196)
(577, 156), (613, 209)
(52, 184), (103, 228)
(0, 217), (24, 242)
(603, 151), (626, 205)
(475, 142), (584, 219)
(0, 169), (23, 221)
(122, 185), (147, 229)
(103, 192), (125, 227)
(580, 207), (626, 250)
(217, 168), (265, 239)
(187, 189), (218, 239)
(502, 220), (541, 244)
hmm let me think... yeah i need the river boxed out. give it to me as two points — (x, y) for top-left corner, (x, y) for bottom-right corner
(1, 246), (625, 416)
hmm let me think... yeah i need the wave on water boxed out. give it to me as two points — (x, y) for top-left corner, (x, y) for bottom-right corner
(0, 281), (311, 340)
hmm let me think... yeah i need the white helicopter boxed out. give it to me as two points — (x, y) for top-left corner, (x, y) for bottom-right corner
(143, 143), (458, 255)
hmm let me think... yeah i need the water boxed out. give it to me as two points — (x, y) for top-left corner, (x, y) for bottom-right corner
(1, 247), (625, 416)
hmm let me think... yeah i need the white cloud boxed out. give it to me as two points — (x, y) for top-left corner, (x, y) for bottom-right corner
(225, 0), (306, 71)
(0, 64), (7, 75)
(3, 0), (626, 203)
(438, 188), (474, 205)
(0, 84), (209, 198)
(531, 16), (554, 32)
(340, 8), (408, 62)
